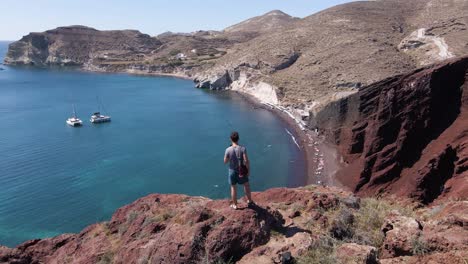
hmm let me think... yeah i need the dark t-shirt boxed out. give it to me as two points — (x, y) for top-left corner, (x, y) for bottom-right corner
(224, 145), (247, 171)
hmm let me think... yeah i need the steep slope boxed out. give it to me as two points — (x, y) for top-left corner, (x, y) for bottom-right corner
(312, 56), (468, 204)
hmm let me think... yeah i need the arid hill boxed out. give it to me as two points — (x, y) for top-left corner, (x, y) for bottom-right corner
(3, 10), (298, 77)
(6, 0), (468, 109)
(195, 0), (468, 108)
(4, 26), (162, 67)
(224, 10), (299, 37)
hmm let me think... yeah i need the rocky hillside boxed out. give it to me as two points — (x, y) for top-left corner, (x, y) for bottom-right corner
(3, 10), (297, 77)
(194, 0), (468, 109)
(0, 186), (466, 264)
(312, 56), (468, 204)
(5, 0), (468, 110)
(4, 26), (162, 67)
(4, 27), (232, 77)
(224, 10), (299, 36)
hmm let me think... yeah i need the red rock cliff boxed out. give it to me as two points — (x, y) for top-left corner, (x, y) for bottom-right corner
(313, 56), (468, 204)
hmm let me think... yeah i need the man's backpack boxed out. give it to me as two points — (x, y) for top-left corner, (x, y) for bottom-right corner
(236, 146), (249, 177)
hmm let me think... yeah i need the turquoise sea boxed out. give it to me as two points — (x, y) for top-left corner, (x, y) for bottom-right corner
(0, 41), (304, 247)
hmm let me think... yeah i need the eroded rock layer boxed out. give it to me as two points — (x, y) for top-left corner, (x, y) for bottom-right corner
(312, 57), (468, 204)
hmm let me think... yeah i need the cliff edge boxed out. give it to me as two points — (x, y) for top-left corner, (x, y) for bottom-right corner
(0, 187), (466, 263)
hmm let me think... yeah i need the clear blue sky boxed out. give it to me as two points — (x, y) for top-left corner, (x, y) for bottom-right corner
(1, 0), (356, 40)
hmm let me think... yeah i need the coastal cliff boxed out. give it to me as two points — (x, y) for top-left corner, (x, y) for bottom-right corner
(0, 187), (466, 263)
(2, 1), (468, 262)
(312, 56), (468, 204)
(4, 26), (162, 67)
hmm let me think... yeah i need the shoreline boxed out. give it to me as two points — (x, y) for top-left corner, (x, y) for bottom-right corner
(79, 66), (344, 188)
(233, 91), (344, 188)
(80, 66), (195, 80)
(89, 68), (340, 187)
(4, 63), (342, 188)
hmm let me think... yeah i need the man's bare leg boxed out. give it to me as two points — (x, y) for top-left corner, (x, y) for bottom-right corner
(231, 185), (238, 206)
(243, 182), (253, 203)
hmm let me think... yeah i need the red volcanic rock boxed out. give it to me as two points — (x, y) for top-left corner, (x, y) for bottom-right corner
(420, 201), (468, 254)
(433, 201), (468, 227)
(314, 56), (468, 204)
(0, 187), (349, 264)
(336, 243), (378, 264)
(0, 187), (466, 263)
(380, 250), (468, 264)
(380, 212), (422, 258)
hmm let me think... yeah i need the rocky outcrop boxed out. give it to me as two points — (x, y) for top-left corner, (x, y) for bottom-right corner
(194, 70), (232, 90)
(5, 26), (162, 67)
(0, 187), (348, 264)
(1, 186), (466, 263)
(312, 56), (468, 204)
(336, 243), (379, 264)
(380, 212), (423, 258)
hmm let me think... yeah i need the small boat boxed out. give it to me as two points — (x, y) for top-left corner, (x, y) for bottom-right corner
(90, 97), (111, 123)
(66, 117), (83, 127)
(90, 112), (111, 123)
(66, 104), (83, 127)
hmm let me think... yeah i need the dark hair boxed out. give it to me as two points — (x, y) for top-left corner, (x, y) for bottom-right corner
(230, 131), (239, 143)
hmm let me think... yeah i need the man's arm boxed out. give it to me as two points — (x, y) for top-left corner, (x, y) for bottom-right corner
(244, 151), (250, 172)
(224, 149), (229, 164)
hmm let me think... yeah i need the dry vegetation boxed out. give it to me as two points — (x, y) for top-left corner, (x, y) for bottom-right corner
(295, 197), (417, 263)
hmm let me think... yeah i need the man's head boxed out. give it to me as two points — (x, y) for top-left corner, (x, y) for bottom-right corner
(230, 131), (239, 143)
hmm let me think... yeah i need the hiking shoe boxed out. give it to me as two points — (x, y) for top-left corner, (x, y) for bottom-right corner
(230, 204), (238, 210)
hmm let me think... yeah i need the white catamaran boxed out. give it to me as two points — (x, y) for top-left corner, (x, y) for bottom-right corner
(66, 104), (83, 127)
(90, 112), (111, 123)
(90, 97), (111, 123)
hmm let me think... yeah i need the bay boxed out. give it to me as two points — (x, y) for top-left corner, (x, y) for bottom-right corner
(0, 42), (304, 246)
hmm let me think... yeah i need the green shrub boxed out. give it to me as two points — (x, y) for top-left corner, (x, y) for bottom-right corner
(297, 236), (339, 264)
(350, 198), (414, 247)
(411, 237), (430, 256)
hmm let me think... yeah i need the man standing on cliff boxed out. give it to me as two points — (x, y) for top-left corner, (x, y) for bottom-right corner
(224, 131), (254, 210)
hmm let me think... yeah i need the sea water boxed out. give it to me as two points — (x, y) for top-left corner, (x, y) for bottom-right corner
(0, 42), (304, 246)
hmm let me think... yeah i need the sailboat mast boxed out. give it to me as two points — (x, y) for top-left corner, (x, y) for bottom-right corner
(96, 96), (101, 113)
(72, 104), (77, 118)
